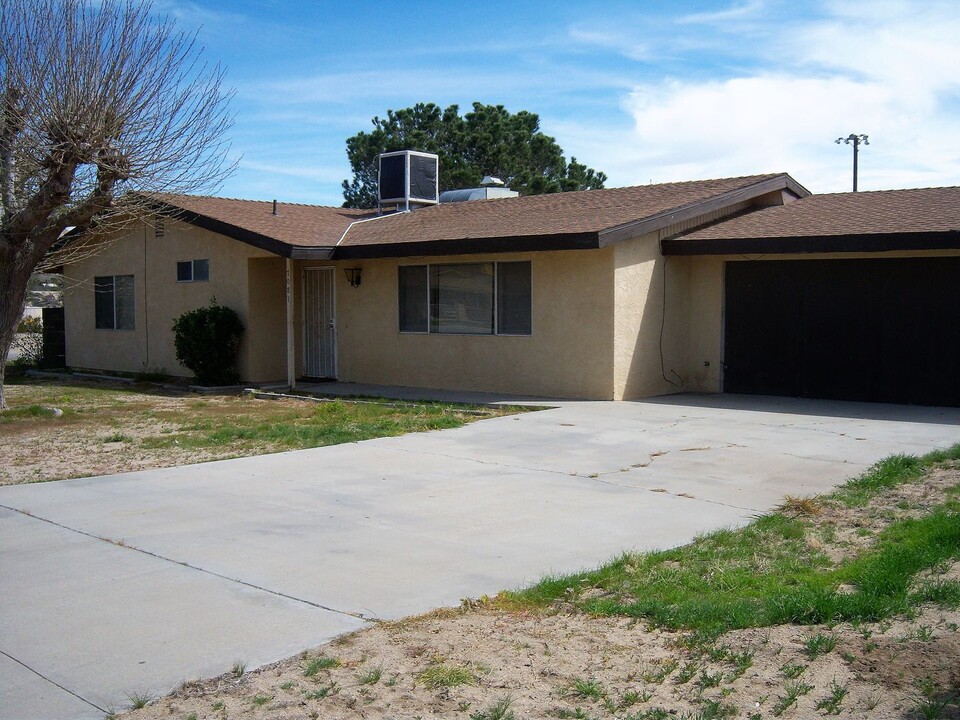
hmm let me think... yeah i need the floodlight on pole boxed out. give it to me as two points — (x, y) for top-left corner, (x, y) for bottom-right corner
(835, 133), (869, 192)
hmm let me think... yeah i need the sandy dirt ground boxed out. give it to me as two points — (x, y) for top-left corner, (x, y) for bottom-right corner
(120, 470), (960, 720)
(0, 388), (244, 485)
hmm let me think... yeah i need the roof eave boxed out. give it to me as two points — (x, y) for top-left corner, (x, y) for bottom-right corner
(661, 230), (960, 256)
(597, 174), (810, 247)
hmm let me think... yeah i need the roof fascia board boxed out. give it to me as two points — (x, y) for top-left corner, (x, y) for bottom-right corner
(598, 174), (810, 247)
(290, 246), (336, 260)
(661, 231), (960, 256)
(333, 231), (600, 259)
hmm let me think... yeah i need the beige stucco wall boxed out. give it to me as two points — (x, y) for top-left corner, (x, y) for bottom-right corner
(683, 249), (960, 395)
(63, 219), (278, 381)
(299, 249), (616, 399)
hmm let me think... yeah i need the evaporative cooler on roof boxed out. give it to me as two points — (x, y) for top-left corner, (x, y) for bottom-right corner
(377, 150), (439, 212)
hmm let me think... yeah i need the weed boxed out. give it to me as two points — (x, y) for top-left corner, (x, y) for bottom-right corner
(780, 663), (807, 680)
(620, 689), (649, 707)
(814, 678), (848, 714)
(569, 677), (605, 700)
(554, 708), (593, 719)
(698, 669), (724, 689)
(675, 662), (699, 684)
(357, 666), (383, 685)
(127, 691), (152, 710)
(417, 662), (475, 689)
(624, 708), (670, 720)
(185, 714), (198, 720)
(804, 632), (838, 659)
(279, 681), (295, 690)
(231, 660), (246, 678)
(777, 495), (822, 517)
(641, 659), (677, 683)
(690, 700), (736, 719)
(304, 683), (337, 700)
(862, 691), (881, 710)
(303, 656), (340, 676)
(211, 701), (224, 710)
(772, 679), (813, 716)
(101, 431), (131, 443)
(470, 695), (516, 720)
(251, 694), (272, 707)
(728, 650), (754, 678)
(914, 625), (935, 642)
(385, 673), (400, 687)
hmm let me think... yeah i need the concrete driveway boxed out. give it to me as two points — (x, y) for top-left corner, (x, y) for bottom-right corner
(2, 394), (958, 719)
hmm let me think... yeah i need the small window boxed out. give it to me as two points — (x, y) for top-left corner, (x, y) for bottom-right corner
(177, 259), (209, 282)
(94, 275), (135, 330)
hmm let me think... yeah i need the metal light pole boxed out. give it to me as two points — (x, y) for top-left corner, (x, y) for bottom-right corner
(835, 133), (869, 191)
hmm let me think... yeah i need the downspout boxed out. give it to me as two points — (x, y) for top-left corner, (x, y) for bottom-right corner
(285, 257), (295, 389)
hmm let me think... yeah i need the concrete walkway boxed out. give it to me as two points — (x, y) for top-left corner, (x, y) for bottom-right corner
(1, 394), (958, 719)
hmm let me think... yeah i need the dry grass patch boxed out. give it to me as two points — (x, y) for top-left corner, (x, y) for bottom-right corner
(0, 377), (518, 485)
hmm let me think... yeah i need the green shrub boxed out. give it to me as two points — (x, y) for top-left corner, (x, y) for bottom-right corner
(172, 301), (244, 386)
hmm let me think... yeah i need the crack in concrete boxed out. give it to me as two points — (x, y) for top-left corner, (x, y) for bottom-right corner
(0, 503), (379, 623)
(0, 648), (106, 714)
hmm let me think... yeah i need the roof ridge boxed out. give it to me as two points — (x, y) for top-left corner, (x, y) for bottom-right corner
(151, 192), (357, 211)
(807, 185), (960, 197)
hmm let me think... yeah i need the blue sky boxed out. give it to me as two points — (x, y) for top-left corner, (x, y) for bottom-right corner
(159, 0), (960, 206)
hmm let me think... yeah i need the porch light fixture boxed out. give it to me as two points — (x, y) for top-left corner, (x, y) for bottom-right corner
(344, 267), (362, 287)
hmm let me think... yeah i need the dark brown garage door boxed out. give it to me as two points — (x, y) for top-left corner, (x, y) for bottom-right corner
(723, 258), (960, 407)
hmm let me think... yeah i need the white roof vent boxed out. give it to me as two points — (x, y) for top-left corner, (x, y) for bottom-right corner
(480, 175), (505, 187)
(377, 150), (439, 212)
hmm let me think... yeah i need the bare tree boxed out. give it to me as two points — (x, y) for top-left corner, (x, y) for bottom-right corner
(0, 0), (234, 409)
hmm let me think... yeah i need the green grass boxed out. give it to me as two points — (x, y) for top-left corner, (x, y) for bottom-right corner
(0, 403), (63, 423)
(417, 662), (476, 689)
(503, 444), (960, 634)
(356, 666), (382, 685)
(470, 695), (516, 720)
(303, 656), (340, 676)
(126, 691), (152, 710)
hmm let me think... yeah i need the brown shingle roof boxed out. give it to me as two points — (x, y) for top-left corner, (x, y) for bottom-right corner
(679, 187), (960, 240)
(149, 194), (374, 255)
(147, 173), (804, 259)
(337, 174), (793, 253)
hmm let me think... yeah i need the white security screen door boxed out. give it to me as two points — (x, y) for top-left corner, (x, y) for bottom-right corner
(303, 267), (336, 378)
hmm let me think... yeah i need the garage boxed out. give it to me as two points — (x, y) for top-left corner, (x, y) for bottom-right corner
(663, 186), (960, 408)
(723, 257), (960, 406)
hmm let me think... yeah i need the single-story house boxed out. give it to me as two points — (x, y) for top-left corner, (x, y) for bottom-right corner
(61, 171), (960, 406)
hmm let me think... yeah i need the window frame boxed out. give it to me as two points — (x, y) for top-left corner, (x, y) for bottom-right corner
(398, 261), (531, 336)
(94, 274), (135, 331)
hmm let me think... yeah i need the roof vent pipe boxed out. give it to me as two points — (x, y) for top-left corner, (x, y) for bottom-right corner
(272, 199), (278, 215)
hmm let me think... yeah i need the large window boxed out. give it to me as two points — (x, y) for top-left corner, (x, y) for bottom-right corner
(94, 275), (135, 330)
(399, 262), (531, 335)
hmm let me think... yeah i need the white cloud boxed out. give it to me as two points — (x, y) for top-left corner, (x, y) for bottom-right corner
(677, 0), (767, 26)
(607, 0), (960, 192)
